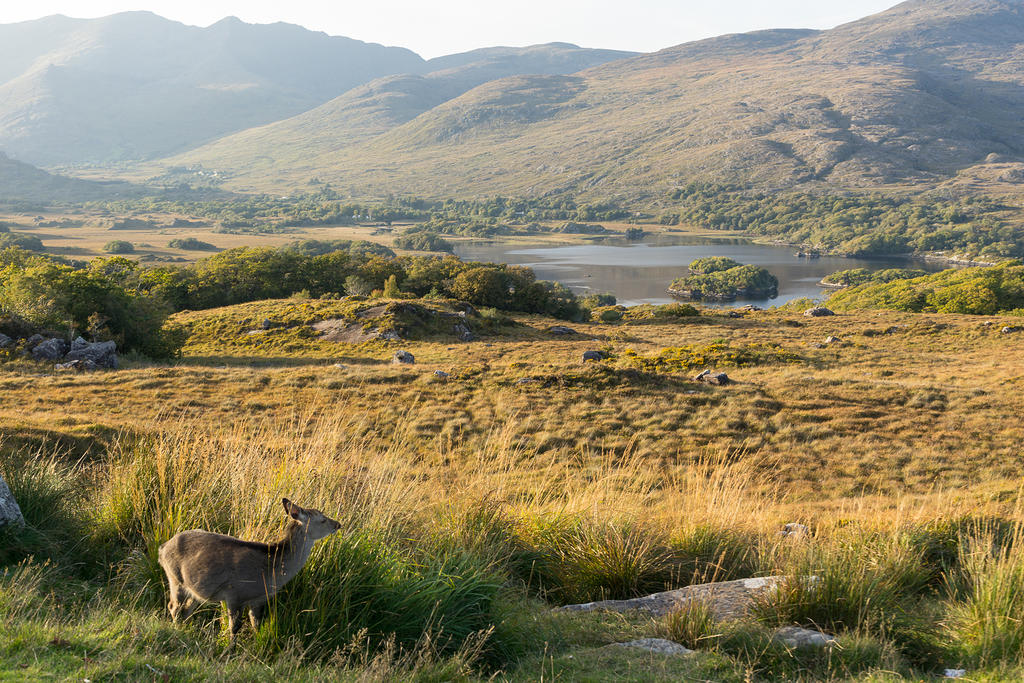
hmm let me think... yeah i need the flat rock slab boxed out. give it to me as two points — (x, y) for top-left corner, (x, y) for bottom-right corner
(610, 638), (694, 656)
(558, 576), (784, 620)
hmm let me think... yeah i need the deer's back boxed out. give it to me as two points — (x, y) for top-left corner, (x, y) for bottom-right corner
(159, 529), (279, 605)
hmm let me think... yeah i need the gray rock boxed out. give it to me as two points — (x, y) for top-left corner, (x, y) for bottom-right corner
(1001, 326), (1022, 335)
(548, 326), (576, 335)
(65, 338), (118, 369)
(774, 626), (836, 648)
(31, 337), (67, 361)
(433, 370), (450, 379)
(804, 307), (835, 317)
(25, 334), (44, 348)
(392, 350), (415, 365)
(825, 336), (842, 344)
(582, 350), (606, 362)
(728, 311), (743, 318)
(695, 370), (730, 385)
(261, 319), (273, 330)
(453, 323), (474, 342)
(515, 378), (540, 386)
(0, 333), (11, 348)
(0, 473), (24, 528)
(612, 638), (694, 656)
(779, 523), (809, 538)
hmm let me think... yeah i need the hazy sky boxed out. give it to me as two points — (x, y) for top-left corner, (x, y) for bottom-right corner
(1, 1), (901, 58)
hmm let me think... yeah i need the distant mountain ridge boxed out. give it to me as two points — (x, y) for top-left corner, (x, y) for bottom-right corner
(0, 12), (634, 168)
(166, 0), (1024, 201)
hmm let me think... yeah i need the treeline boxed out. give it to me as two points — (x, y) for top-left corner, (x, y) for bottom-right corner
(821, 267), (929, 288)
(660, 183), (1022, 260)
(826, 261), (1024, 315)
(88, 192), (633, 235)
(0, 243), (594, 359)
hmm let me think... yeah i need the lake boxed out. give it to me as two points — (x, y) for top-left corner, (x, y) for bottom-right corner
(451, 234), (946, 307)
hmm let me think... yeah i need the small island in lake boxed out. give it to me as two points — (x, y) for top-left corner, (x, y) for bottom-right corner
(668, 257), (779, 301)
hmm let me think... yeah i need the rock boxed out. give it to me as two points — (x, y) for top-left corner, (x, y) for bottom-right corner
(612, 638), (694, 656)
(825, 336), (842, 344)
(453, 323), (474, 342)
(433, 370), (450, 379)
(515, 378), (540, 386)
(727, 311), (743, 318)
(0, 473), (24, 528)
(944, 669), (967, 679)
(25, 334), (44, 348)
(779, 523), (809, 538)
(453, 302), (478, 317)
(548, 326), (576, 336)
(392, 350), (415, 365)
(1001, 326), (1022, 335)
(65, 338), (118, 369)
(582, 350), (606, 362)
(560, 576), (785, 620)
(773, 626), (836, 648)
(737, 305), (762, 312)
(245, 329), (267, 336)
(31, 338), (67, 361)
(804, 307), (835, 317)
(0, 333), (11, 348)
(332, 363), (346, 369)
(261, 319), (273, 330)
(695, 370), (730, 385)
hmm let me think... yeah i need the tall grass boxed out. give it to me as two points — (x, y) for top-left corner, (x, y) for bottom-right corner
(947, 524), (1024, 667)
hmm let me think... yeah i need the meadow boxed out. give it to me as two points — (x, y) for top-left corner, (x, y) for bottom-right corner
(3, 294), (1024, 680)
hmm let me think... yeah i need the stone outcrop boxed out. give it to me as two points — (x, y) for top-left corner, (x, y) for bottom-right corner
(392, 350), (415, 364)
(804, 307), (835, 317)
(559, 576), (784, 620)
(31, 337), (67, 361)
(65, 337), (118, 369)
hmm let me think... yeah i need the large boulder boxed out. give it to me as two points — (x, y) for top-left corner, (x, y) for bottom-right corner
(582, 350), (607, 362)
(0, 473), (24, 528)
(0, 333), (12, 348)
(804, 307), (835, 317)
(31, 337), (67, 361)
(65, 337), (118, 369)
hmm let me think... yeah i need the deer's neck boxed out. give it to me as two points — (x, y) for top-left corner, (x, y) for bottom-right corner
(268, 521), (317, 586)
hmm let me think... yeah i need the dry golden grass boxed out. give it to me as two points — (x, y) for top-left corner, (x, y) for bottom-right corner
(4, 301), (1022, 521)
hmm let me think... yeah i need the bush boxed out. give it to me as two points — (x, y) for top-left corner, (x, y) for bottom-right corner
(0, 232), (44, 252)
(103, 240), (135, 254)
(167, 237), (216, 251)
(0, 250), (182, 358)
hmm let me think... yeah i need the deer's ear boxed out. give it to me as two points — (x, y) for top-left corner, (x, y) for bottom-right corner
(283, 498), (307, 522)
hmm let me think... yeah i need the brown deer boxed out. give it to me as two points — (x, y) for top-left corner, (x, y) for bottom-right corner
(157, 498), (341, 642)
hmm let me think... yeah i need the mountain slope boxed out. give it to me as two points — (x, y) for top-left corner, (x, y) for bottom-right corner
(164, 0), (1024, 200)
(166, 43), (636, 179)
(0, 152), (140, 202)
(0, 12), (424, 165)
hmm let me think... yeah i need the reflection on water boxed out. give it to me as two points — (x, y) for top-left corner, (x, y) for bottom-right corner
(451, 234), (945, 307)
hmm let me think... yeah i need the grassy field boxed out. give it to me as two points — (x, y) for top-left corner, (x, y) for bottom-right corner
(2, 296), (1024, 680)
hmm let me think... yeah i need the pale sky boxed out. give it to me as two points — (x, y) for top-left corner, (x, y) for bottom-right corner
(0, 1), (902, 58)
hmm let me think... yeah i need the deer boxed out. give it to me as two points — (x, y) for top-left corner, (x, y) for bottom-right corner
(157, 498), (341, 643)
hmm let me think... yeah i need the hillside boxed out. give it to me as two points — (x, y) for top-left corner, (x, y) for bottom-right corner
(0, 152), (141, 202)
(166, 0), (1024, 200)
(162, 43), (636, 180)
(0, 12), (423, 165)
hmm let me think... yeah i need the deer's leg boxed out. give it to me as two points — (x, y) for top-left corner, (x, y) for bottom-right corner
(226, 603), (244, 643)
(248, 602), (265, 631)
(168, 584), (192, 622)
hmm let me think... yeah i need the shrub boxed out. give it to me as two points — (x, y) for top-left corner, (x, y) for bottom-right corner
(103, 240), (135, 254)
(167, 237), (216, 251)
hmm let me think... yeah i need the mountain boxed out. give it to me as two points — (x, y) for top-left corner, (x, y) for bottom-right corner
(161, 43), (636, 180)
(0, 152), (140, 202)
(165, 0), (1024, 200)
(0, 12), (424, 165)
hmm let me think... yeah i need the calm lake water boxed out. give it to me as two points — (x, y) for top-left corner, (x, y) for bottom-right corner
(452, 234), (946, 307)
